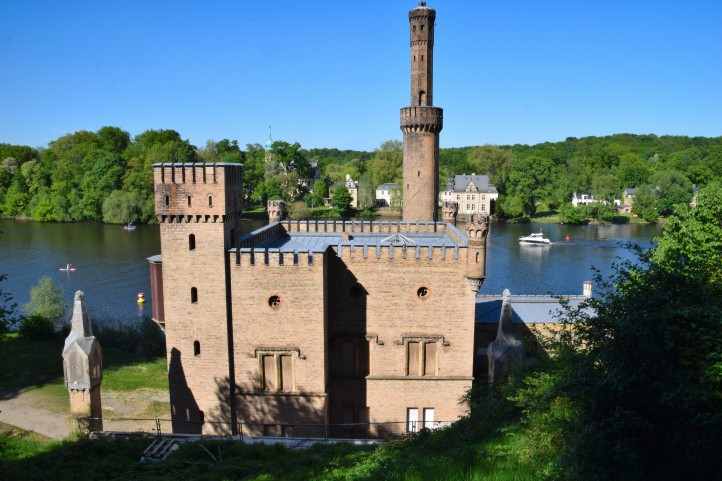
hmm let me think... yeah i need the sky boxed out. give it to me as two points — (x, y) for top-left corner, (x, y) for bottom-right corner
(1, 0), (721, 151)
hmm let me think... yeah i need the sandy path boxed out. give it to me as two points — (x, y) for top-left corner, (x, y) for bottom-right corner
(0, 392), (71, 438)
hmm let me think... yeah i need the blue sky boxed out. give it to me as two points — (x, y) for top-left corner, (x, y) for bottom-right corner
(1, 0), (721, 151)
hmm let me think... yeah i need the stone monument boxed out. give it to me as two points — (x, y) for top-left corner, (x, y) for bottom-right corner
(62, 291), (103, 432)
(267, 199), (287, 223)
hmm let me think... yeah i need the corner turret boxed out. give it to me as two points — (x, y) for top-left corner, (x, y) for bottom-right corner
(464, 214), (489, 292)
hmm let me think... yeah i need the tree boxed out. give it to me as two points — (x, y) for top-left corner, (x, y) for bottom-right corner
(331, 185), (353, 218)
(357, 173), (375, 210)
(591, 173), (619, 204)
(517, 182), (722, 480)
(631, 184), (658, 222)
(649, 170), (693, 216)
(24, 276), (64, 322)
(503, 156), (555, 217)
(558, 204), (587, 224)
(102, 190), (144, 224)
(367, 140), (403, 188)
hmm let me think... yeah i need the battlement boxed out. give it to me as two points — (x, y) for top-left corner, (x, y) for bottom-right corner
(400, 107), (443, 133)
(153, 162), (243, 220)
(409, 6), (436, 21)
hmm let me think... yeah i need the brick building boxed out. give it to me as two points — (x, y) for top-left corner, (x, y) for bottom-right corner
(148, 1), (490, 437)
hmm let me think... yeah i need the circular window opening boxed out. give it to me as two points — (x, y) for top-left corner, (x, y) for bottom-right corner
(268, 295), (281, 310)
(350, 284), (363, 298)
(417, 287), (430, 299)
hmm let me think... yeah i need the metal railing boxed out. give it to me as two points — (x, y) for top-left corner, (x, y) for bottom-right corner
(79, 416), (454, 441)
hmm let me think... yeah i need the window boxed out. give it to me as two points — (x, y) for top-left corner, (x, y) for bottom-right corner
(407, 341), (421, 376)
(164, 195), (170, 207)
(413, 25), (416, 32)
(423, 342), (437, 376)
(417, 170), (421, 177)
(268, 295), (281, 310)
(189, 234), (196, 251)
(208, 195), (213, 207)
(187, 195), (192, 207)
(262, 354), (276, 391)
(417, 286), (429, 299)
(418, 90), (426, 105)
(279, 354), (293, 392)
(423, 408), (435, 430)
(191, 287), (198, 304)
(420, 24), (424, 31)
(193, 340), (200, 356)
(407, 408), (419, 433)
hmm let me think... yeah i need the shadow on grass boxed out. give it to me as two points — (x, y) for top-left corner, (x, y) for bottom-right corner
(0, 330), (167, 401)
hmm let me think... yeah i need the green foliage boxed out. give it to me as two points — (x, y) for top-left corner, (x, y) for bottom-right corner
(331, 185), (353, 218)
(631, 184), (659, 222)
(102, 190), (143, 224)
(558, 204), (587, 225)
(18, 315), (55, 340)
(649, 169), (693, 215)
(516, 183), (722, 480)
(0, 273), (16, 333)
(23, 276), (64, 322)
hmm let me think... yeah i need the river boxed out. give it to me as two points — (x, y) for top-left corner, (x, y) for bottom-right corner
(0, 219), (660, 325)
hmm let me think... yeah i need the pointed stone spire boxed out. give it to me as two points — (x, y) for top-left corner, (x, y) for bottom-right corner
(64, 291), (92, 350)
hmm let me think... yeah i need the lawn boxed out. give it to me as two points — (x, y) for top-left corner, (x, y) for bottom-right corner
(0, 333), (167, 400)
(0, 420), (540, 481)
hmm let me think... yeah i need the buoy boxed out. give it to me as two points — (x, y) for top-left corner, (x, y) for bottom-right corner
(565, 235), (571, 241)
(137, 292), (145, 304)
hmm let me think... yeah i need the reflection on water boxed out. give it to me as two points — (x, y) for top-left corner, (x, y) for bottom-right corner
(0, 218), (660, 325)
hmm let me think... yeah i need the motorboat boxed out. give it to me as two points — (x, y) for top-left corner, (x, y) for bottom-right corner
(518, 232), (551, 245)
(123, 223), (137, 231)
(59, 263), (76, 272)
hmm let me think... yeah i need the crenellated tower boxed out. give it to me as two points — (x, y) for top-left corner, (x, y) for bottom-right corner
(151, 162), (243, 434)
(401, 1), (443, 221)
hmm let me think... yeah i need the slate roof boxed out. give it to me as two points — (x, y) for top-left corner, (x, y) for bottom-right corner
(239, 231), (461, 253)
(447, 175), (497, 193)
(376, 183), (400, 191)
(476, 294), (590, 324)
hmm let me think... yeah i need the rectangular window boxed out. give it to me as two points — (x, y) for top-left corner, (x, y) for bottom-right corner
(407, 341), (421, 376)
(279, 355), (293, 392)
(262, 354), (276, 391)
(407, 408), (419, 433)
(423, 408), (435, 430)
(423, 342), (437, 376)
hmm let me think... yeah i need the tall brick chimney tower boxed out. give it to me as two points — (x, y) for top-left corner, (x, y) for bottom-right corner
(401, 1), (443, 222)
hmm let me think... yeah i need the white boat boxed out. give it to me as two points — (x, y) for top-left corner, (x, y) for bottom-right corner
(59, 263), (76, 272)
(123, 223), (136, 231)
(518, 232), (551, 245)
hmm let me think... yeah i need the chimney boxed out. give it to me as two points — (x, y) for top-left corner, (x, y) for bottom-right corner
(583, 281), (593, 298)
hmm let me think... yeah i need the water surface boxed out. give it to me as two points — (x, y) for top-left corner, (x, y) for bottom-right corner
(0, 219), (660, 324)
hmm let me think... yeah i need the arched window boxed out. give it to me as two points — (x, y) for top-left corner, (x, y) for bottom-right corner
(208, 195), (213, 208)
(187, 195), (192, 207)
(188, 234), (196, 251)
(191, 287), (198, 304)
(418, 91), (426, 106)
(164, 195), (170, 207)
(475, 252), (480, 263)
(193, 341), (201, 356)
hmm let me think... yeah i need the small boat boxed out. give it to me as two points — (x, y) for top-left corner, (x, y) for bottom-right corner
(59, 263), (76, 272)
(518, 233), (551, 245)
(137, 292), (145, 304)
(123, 223), (137, 231)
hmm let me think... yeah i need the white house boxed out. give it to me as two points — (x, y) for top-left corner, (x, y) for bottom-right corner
(571, 192), (621, 208)
(439, 174), (498, 216)
(344, 174), (359, 208)
(375, 183), (400, 208)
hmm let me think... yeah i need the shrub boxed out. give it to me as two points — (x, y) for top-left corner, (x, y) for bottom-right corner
(18, 315), (55, 339)
(23, 276), (64, 322)
(558, 205), (587, 225)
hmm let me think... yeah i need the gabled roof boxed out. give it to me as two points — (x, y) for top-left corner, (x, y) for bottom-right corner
(447, 175), (497, 193)
(376, 183), (400, 190)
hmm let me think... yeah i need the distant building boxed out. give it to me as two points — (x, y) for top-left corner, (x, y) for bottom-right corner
(571, 192), (621, 208)
(375, 183), (400, 208)
(440, 174), (498, 216)
(344, 174), (359, 208)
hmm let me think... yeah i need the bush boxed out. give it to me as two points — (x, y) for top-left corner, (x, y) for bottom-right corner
(23, 276), (64, 322)
(18, 315), (55, 339)
(94, 318), (165, 359)
(558, 205), (587, 225)
(358, 208), (377, 220)
(0, 273), (16, 333)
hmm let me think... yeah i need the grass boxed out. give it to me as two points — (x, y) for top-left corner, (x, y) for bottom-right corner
(0, 420), (540, 481)
(0, 333), (167, 400)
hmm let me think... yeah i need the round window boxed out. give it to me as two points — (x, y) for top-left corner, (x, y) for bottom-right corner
(417, 287), (430, 299)
(268, 295), (281, 310)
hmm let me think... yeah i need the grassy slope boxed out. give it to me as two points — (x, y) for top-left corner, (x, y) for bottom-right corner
(0, 333), (167, 398)
(0, 420), (538, 481)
